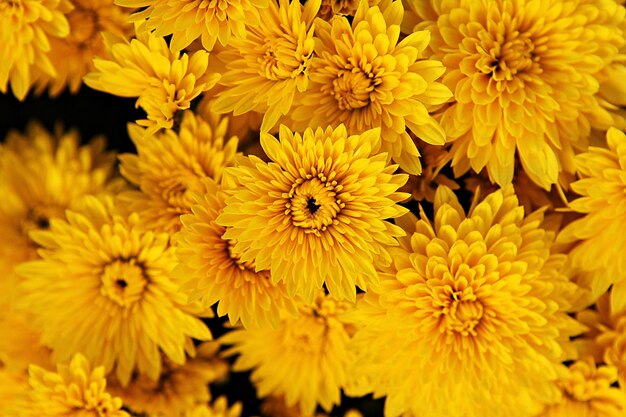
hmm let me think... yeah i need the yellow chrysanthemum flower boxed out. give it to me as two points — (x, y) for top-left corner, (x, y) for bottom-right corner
(557, 128), (626, 311)
(28, 353), (128, 417)
(118, 111), (238, 234)
(216, 125), (409, 302)
(0, 0), (71, 100)
(288, 0), (452, 175)
(116, 0), (268, 51)
(404, 0), (626, 188)
(34, 0), (132, 96)
(0, 122), (119, 307)
(537, 358), (626, 417)
(185, 397), (242, 417)
(212, 0), (319, 132)
(174, 178), (297, 328)
(109, 342), (228, 417)
(84, 31), (220, 132)
(17, 195), (212, 386)
(222, 293), (360, 416)
(350, 186), (584, 417)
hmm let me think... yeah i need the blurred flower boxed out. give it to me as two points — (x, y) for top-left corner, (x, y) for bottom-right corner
(17, 195), (212, 386)
(404, 0), (626, 188)
(84, 31), (219, 132)
(118, 111), (238, 234)
(185, 397), (242, 417)
(217, 125), (409, 302)
(289, 0), (452, 175)
(116, 0), (268, 51)
(0, 308), (51, 372)
(0, 122), (119, 307)
(0, 0), (71, 99)
(350, 186), (584, 417)
(212, 0), (319, 132)
(222, 293), (360, 416)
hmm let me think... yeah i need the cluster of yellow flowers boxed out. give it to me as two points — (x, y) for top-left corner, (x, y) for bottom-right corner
(2, 0), (626, 416)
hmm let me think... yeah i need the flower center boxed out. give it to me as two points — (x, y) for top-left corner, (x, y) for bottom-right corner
(285, 175), (344, 236)
(478, 34), (537, 81)
(436, 287), (484, 337)
(332, 68), (378, 110)
(66, 8), (98, 44)
(225, 237), (257, 272)
(100, 259), (148, 308)
(257, 36), (311, 81)
(22, 205), (65, 236)
(158, 173), (198, 214)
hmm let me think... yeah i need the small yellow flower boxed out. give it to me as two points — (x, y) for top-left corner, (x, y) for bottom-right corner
(289, 0), (452, 174)
(0, 0), (71, 99)
(84, 31), (220, 132)
(118, 111), (239, 234)
(116, 0), (269, 51)
(216, 125), (409, 302)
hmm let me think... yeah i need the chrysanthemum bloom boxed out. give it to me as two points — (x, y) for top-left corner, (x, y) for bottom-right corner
(17, 196), (212, 386)
(174, 178), (297, 328)
(557, 128), (626, 311)
(288, 1), (452, 175)
(537, 358), (626, 417)
(185, 397), (242, 417)
(108, 342), (228, 416)
(403, 0), (626, 188)
(118, 111), (238, 234)
(217, 125), (409, 302)
(349, 186), (584, 417)
(222, 293), (360, 416)
(0, 122), (119, 307)
(33, 0), (132, 96)
(84, 31), (220, 132)
(212, 0), (319, 132)
(0, 0), (70, 99)
(28, 353), (128, 417)
(116, 0), (268, 51)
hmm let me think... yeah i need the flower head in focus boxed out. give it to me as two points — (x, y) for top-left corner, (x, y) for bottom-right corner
(17, 195), (212, 386)
(222, 293), (360, 416)
(217, 124), (409, 302)
(289, 0), (452, 174)
(404, 0), (626, 188)
(350, 186), (584, 417)
(118, 111), (239, 234)
(84, 31), (219, 132)
(0, 0), (71, 99)
(116, 0), (269, 51)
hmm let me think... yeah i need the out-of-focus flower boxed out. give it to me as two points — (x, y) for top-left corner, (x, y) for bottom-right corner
(222, 293), (360, 416)
(109, 342), (229, 417)
(289, 0), (452, 175)
(0, 122), (118, 307)
(116, 0), (268, 51)
(118, 111), (238, 234)
(184, 397), (243, 417)
(350, 186), (584, 417)
(17, 196), (212, 386)
(212, 0), (319, 132)
(557, 128), (626, 311)
(0, 308), (51, 372)
(0, 0), (71, 99)
(84, 31), (219, 132)
(404, 0), (626, 188)
(217, 125), (409, 302)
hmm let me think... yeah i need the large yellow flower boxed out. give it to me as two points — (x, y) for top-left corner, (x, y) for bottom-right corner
(118, 111), (239, 234)
(116, 0), (268, 51)
(216, 125), (409, 302)
(557, 128), (626, 311)
(404, 0), (626, 188)
(174, 178), (297, 329)
(28, 353), (128, 417)
(34, 0), (132, 96)
(350, 186), (584, 417)
(212, 0), (319, 132)
(0, 0), (70, 100)
(0, 122), (119, 307)
(537, 358), (626, 417)
(108, 342), (228, 416)
(288, 1), (452, 175)
(17, 196), (212, 386)
(84, 31), (220, 132)
(221, 293), (360, 416)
